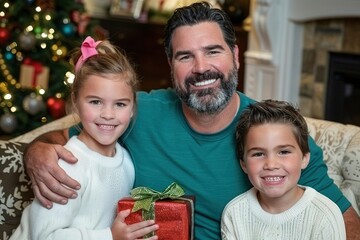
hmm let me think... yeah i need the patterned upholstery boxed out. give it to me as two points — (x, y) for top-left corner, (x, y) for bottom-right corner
(305, 117), (360, 215)
(0, 141), (31, 240)
(0, 115), (78, 239)
(0, 115), (359, 239)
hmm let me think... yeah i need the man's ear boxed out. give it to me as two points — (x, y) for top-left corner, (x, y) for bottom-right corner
(167, 57), (172, 68)
(301, 152), (311, 169)
(233, 45), (240, 70)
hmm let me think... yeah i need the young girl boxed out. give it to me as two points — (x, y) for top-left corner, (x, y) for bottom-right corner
(10, 36), (158, 240)
(221, 99), (346, 240)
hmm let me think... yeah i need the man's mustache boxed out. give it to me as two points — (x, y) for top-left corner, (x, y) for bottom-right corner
(185, 71), (224, 85)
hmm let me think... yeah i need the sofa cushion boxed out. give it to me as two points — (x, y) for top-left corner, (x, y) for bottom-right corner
(0, 141), (33, 238)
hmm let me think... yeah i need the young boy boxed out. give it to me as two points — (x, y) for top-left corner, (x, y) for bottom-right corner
(221, 99), (346, 240)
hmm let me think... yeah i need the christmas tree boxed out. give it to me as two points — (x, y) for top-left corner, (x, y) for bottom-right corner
(0, 0), (104, 137)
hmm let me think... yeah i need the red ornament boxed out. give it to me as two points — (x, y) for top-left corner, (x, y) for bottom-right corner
(0, 27), (10, 45)
(47, 97), (66, 119)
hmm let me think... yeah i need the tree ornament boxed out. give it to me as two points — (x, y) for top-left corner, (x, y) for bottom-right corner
(0, 112), (18, 134)
(47, 97), (66, 119)
(18, 32), (37, 51)
(34, 26), (43, 38)
(0, 27), (10, 45)
(4, 51), (14, 61)
(22, 93), (46, 115)
(62, 23), (76, 37)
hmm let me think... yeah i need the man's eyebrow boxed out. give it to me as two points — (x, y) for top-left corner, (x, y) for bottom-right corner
(174, 44), (226, 59)
(174, 50), (191, 59)
(204, 44), (225, 51)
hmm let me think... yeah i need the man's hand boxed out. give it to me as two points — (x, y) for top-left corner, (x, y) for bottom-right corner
(24, 130), (80, 209)
(343, 206), (360, 239)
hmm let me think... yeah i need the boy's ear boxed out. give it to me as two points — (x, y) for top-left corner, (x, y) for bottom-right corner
(301, 152), (311, 169)
(240, 159), (248, 174)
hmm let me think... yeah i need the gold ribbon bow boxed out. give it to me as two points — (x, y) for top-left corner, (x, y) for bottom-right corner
(130, 182), (185, 213)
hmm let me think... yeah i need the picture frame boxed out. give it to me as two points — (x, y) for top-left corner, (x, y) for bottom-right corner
(110, 0), (144, 19)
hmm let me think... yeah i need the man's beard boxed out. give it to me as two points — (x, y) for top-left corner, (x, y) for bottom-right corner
(172, 66), (238, 115)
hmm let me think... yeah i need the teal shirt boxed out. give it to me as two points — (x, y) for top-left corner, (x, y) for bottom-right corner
(70, 89), (350, 240)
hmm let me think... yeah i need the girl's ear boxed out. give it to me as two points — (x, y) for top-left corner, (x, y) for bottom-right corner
(71, 93), (79, 114)
(240, 159), (248, 174)
(301, 152), (311, 169)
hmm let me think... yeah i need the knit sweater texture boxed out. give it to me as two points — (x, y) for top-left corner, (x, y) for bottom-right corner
(221, 186), (346, 240)
(10, 136), (134, 240)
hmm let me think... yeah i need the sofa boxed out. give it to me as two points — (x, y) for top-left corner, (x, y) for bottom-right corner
(0, 114), (359, 238)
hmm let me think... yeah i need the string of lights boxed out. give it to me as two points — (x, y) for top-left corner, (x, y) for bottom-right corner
(0, 0), (103, 137)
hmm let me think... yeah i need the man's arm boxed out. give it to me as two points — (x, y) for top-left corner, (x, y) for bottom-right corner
(24, 129), (80, 209)
(343, 207), (360, 239)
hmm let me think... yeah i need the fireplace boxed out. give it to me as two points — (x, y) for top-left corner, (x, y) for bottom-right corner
(326, 52), (360, 125)
(297, 18), (360, 125)
(244, 0), (360, 125)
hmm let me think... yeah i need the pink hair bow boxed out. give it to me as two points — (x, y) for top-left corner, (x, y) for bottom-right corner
(75, 36), (102, 72)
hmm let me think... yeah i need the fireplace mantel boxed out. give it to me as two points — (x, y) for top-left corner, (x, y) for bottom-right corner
(244, 0), (360, 104)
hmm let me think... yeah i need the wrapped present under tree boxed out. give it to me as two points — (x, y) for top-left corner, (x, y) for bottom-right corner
(19, 58), (49, 90)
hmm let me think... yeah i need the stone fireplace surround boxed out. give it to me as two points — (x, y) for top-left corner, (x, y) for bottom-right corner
(244, 0), (360, 118)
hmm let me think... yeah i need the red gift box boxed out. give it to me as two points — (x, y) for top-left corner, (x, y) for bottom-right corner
(117, 183), (194, 240)
(19, 58), (49, 90)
